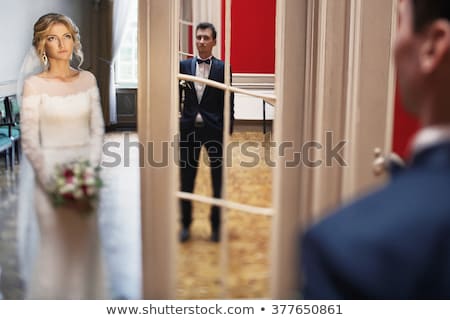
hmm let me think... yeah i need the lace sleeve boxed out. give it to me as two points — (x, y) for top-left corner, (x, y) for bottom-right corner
(89, 84), (105, 167)
(21, 79), (48, 187)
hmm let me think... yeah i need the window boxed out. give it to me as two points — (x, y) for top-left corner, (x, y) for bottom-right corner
(115, 0), (138, 86)
(179, 0), (193, 60)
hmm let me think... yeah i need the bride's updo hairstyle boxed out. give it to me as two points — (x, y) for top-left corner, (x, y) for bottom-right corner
(32, 13), (84, 69)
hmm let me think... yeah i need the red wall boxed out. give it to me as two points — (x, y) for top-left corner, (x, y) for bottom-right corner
(392, 85), (420, 159)
(221, 0), (276, 73)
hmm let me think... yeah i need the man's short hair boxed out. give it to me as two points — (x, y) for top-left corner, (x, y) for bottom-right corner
(196, 22), (217, 40)
(412, 0), (450, 31)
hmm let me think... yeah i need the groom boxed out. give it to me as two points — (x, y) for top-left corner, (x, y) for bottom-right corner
(301, 0), (450, 299)
(179, 22), (234, 243)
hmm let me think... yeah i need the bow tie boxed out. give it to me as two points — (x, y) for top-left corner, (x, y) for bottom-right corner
(197, 58), (211, 65)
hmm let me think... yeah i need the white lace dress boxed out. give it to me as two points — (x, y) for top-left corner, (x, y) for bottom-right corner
(21, 70), (107, 299)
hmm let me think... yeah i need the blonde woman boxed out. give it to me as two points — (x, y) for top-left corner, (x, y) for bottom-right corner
(20, 13), (106, 299)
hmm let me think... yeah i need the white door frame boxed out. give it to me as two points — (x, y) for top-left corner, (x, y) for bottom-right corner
(138, 0), (397, 299)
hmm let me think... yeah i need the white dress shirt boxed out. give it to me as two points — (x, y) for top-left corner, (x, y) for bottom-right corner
(195, 56), (212, 103)
(411, 125), (450, 156)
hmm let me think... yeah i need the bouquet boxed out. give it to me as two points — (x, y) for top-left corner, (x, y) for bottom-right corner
(49, 160), (103, 210)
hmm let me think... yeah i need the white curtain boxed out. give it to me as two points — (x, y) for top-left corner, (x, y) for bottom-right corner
(109, 0), (133, 124)
(192, 0), (222, 59)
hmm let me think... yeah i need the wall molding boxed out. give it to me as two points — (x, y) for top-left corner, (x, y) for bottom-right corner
(232, 73), (275, 89)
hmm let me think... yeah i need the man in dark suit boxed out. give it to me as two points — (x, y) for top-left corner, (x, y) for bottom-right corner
(301, 0), (450, 299)
(179, 22), (234, 243)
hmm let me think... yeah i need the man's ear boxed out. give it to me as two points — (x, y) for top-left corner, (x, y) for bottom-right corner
(420, 20), (450, 74)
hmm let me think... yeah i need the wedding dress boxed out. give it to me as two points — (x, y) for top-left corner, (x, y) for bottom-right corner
(21, 70), (107, 299)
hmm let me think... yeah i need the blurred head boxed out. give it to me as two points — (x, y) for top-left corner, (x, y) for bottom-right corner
(195, 22), (217, 58)
(394, 0), (450, 119)
(32, 13), (83, 69)
(411, 0), (450, 31)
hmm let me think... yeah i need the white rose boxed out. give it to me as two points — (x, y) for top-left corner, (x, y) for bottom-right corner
(84, 167), (95, 176)
(73, 163), (81, 176)
(84, 177), (96, 186)
(72, 177), (80, 186)
(73, 189), (84, 199)
(57, 177), (65, 187)
(60, 183), (76, 194)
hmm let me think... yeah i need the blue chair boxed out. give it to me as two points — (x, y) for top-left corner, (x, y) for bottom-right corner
(5, 95), (21, 162)
(0, 97), (14, 169)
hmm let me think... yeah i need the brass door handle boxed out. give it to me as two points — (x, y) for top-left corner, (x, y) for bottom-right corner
(372, 148), (405, 176)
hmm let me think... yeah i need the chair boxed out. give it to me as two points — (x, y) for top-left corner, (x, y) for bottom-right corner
(7, 95), (20, 126)
(0, 97), (14, 169)
(5, 95), (21, 162)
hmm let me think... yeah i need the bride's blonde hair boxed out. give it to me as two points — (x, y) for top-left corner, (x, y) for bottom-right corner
(32, 13), (84, 69)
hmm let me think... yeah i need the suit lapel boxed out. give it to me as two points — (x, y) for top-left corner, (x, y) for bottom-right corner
(190, 58), (197, 76)
(208, 57), (217, 79)
(190, 59), (199, 104)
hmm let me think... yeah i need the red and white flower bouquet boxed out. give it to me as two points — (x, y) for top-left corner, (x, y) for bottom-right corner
(49, 160), (103, 209)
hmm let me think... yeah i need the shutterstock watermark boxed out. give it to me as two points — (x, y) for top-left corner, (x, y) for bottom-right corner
(101, 131), (348, 168)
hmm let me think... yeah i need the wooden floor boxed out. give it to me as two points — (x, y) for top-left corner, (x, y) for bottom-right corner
(0, 131), (272, 299)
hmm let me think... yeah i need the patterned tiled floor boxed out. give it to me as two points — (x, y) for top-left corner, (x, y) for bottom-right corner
(0, 131), (272, 299)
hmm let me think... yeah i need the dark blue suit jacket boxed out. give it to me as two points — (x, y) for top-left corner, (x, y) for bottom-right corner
(179, 57), (234, 134)
(301, 143), (450, 299)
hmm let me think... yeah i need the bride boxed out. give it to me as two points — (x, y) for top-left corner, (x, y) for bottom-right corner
(19, 13), (107, 299)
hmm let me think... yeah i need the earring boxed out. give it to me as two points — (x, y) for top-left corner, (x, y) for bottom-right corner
(42, 52), (48, 66)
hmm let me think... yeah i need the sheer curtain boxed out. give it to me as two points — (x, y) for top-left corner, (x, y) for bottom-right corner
(192, 0), (222, 59)
(109, 0), (133, 124)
